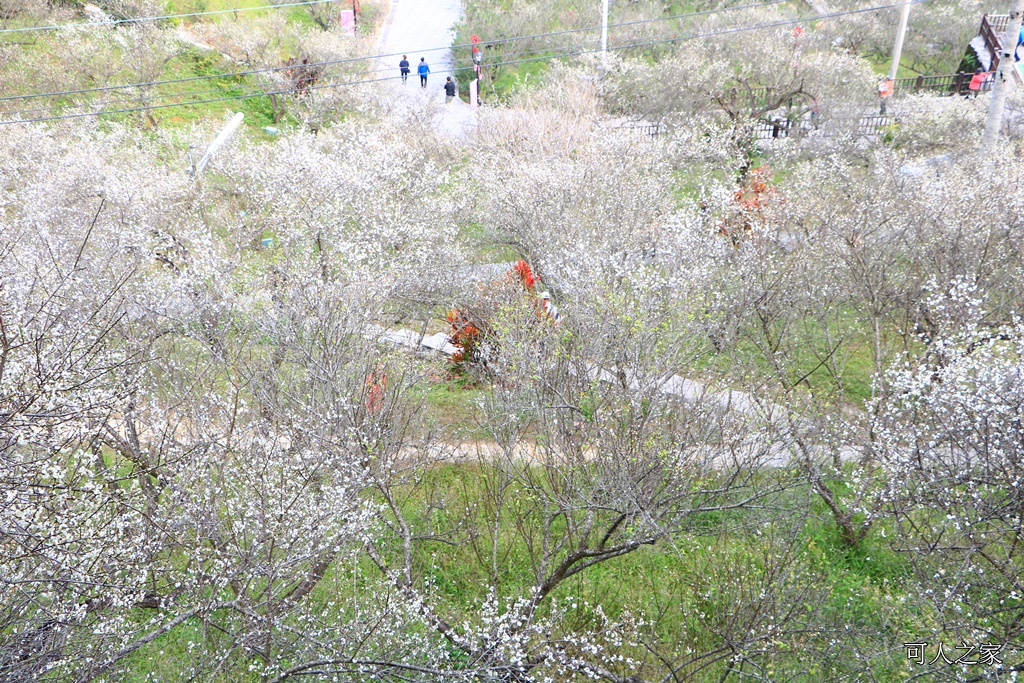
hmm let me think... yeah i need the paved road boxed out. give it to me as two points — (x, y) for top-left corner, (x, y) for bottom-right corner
(378, 0), (478, 138)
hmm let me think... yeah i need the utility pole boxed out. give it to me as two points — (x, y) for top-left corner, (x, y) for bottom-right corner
(887, 0), (911, 82)
(192, 112), (244, 176)
(982, 0), (1024, 152)
(601, 0), (609, 69)
(880, 0), (913, 113)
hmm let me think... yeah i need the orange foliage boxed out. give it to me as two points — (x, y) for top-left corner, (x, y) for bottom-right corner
(511, 260), (537, 291)
(718, 166), (781, 246)
(446, 260), (555, 375)
(365, 368), (386, 415)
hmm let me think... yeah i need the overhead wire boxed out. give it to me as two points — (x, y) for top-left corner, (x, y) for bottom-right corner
(0, 2), (919, 125)
(0, 0), (931, 126)
(3, 62), (401, 120)
(0, 0), (337, 35)
(5, 30), (629, 120)
(0, 0), (787, 104)
(0, 0), (785, 118)
(466, 0), (933, 72)
(2, 26), (662, 119)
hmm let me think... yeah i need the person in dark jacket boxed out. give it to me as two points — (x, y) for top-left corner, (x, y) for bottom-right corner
(417, 58), (430, 88)
(399, 55), (410, 84)
(444, 76), (456, 111)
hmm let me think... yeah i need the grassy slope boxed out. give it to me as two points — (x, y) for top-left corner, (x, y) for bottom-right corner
(119, 462), (927, 681)
(0, 2), (379, 131)
(4, 4), (979, 680)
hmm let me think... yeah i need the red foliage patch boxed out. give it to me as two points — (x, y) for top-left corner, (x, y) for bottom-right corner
(446, 260), (557, 376)
(718, 166), (783, 246)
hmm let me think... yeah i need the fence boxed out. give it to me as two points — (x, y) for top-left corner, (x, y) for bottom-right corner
(753, 114), (893, 140)
(893, 73), (980, 96)
(899, 14), (1013, 90)
(986, 13), (1010, 34)
(620, 115), (895, 142)
(981, 14), (1009, 71)
(626, 122), (663, 138)
(712, 73), (984, 114)
(731, 86), (801, 113)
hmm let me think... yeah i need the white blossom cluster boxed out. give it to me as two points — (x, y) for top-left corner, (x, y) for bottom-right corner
(2, 38), (1024, 677)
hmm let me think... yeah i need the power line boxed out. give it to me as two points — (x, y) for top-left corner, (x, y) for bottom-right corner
(0, 2), (922, 125)
(470, 0), (933, 73)
(0, 30), (714, 121)
(4, 25), (673, 119)
(4, 61), (407, 120)
(7, 27), (653, 120)
(0, 0), (786, 104)
(0, 0), (336, 35)
(0, 0), (931, 126)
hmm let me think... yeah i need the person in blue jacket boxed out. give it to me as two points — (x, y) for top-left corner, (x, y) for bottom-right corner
(417, 58), (430, 88)
(399, 55), (410, 84)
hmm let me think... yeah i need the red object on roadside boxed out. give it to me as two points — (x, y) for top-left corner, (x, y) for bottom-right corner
(470, 34), (481, 44)
(366, 369), (386, 415)
(511, 260), (537, 290)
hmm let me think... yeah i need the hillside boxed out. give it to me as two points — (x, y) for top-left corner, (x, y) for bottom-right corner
(2, 1), (1024, 681)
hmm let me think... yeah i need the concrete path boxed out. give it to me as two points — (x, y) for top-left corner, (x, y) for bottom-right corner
(378, 0), (478, 138)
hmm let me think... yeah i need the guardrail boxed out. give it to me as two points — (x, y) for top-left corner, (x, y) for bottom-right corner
(986, 13), (1009, 34)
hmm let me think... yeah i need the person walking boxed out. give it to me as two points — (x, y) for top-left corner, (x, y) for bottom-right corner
(444, 76), (456, 111)
(877, 76), (893, 114)
(417, 57), (430, 88)
(399, 55), (410, 84)
(968, 67), (988, 98)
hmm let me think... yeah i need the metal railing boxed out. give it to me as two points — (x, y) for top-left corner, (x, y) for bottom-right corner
(892, 72), (990, 96)
(754, 114), (893, 140)
(626, 122), (663, 138)
(624, 112), (903, 142)
(743, 87), (801, 112)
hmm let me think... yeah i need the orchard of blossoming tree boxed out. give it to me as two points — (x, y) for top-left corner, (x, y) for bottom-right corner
(2, 0), (1024, 681)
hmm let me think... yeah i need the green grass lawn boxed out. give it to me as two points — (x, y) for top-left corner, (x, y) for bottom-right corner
(166, 0), (317, 24)
(116, 463), (931, 681)
(0, 1), (377, 130)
